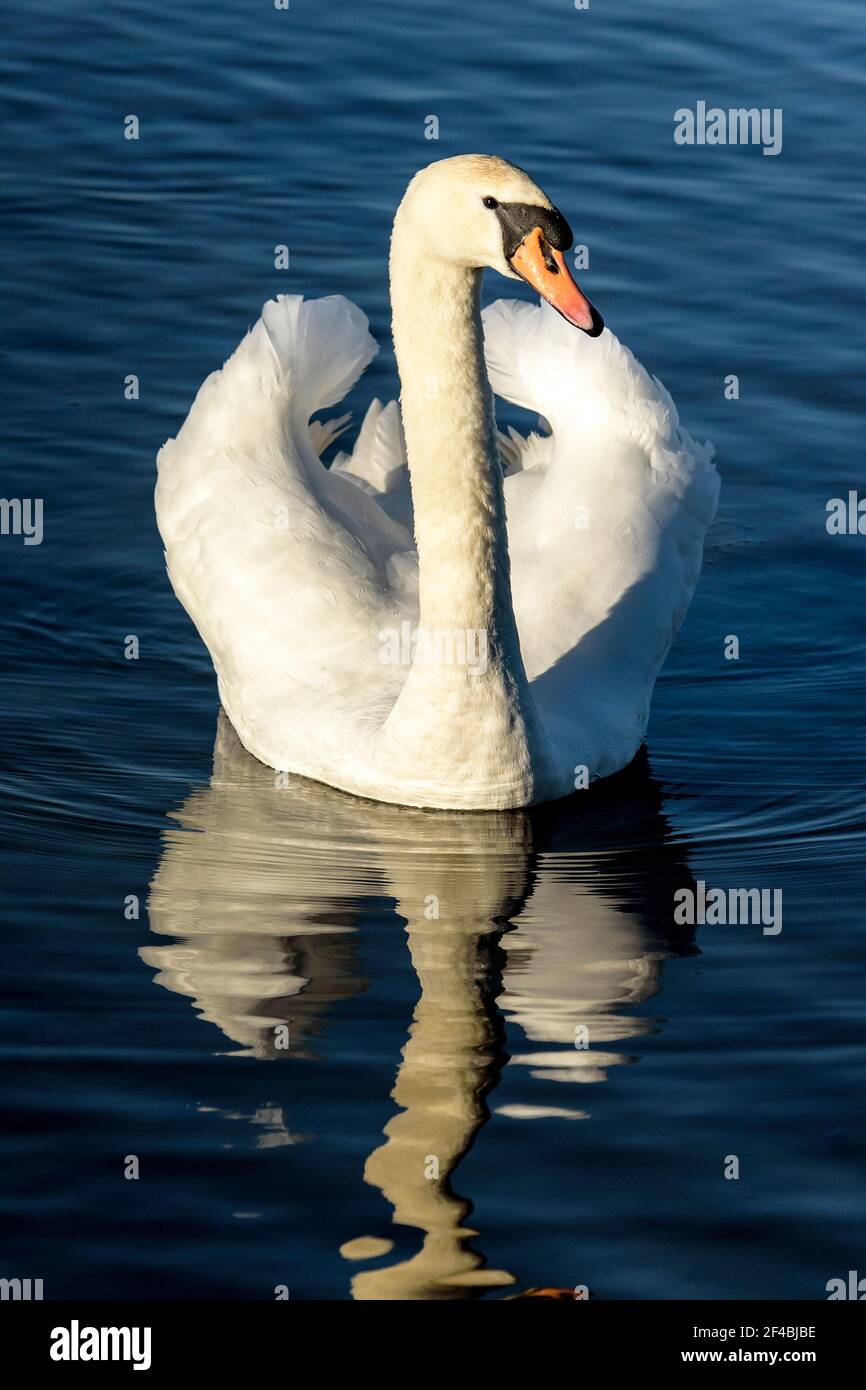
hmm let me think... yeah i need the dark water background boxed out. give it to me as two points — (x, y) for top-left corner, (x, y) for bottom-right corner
(1, 0), (864, 1299)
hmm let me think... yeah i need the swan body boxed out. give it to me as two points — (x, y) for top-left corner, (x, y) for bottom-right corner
(157, 155), (718, 809)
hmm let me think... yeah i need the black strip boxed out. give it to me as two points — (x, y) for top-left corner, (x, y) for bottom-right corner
(494, 201), (574, 258)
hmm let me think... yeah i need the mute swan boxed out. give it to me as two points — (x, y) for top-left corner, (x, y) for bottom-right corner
(157, 154), (718, 810)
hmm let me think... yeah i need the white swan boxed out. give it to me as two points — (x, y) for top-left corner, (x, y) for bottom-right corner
(156, 154), (718, 810)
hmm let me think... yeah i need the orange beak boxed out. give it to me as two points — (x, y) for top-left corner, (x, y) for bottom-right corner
(509, 227), (603, 336)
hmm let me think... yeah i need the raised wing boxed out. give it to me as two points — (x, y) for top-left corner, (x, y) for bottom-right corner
(484, 298), (719, 774)
(156, 296), (415, 759)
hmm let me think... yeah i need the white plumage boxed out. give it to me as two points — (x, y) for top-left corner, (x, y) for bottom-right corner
(156, 156), (718, 809)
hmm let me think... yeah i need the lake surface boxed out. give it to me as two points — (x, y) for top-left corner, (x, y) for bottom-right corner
(1, 0), (864, 1299)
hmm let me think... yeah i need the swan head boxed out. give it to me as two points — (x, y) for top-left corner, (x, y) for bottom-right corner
(394, 154), (603, 336)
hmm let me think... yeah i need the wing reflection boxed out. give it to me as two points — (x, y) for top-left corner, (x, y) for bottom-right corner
(145, 715), (696, 1298)
(144, 715), (370, 1058)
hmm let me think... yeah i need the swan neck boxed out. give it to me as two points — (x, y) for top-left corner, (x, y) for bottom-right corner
(390, 231), (514, 641)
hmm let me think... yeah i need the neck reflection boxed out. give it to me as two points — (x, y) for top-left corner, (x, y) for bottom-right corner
(145, 715), (696, 1299)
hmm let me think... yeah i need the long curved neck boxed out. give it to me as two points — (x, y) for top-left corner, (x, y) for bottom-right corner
(382, 217), (554, 807)
(389, 224), (517, 645)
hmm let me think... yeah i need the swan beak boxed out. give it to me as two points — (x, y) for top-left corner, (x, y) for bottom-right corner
(509, 228), (604, 336)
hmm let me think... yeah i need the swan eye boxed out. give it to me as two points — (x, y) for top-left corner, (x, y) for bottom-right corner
(482, 196), (499, 209)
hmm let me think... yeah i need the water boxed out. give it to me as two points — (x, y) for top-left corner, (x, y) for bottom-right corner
(1, 0), (864, 1299)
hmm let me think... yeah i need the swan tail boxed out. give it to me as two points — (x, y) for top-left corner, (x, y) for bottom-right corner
(497, 424), (553, 475)
(331, 397), (408, 494)
(309, 412), (352, 457)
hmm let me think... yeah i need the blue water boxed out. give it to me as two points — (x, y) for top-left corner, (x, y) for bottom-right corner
(2, 0), (864, 1299)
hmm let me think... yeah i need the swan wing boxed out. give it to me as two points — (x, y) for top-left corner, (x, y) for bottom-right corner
(484, 298), (720, 776)
(156, 295), (415, 770)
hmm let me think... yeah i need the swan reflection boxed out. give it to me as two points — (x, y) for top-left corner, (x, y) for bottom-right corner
(145, 714), (696, 1298)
